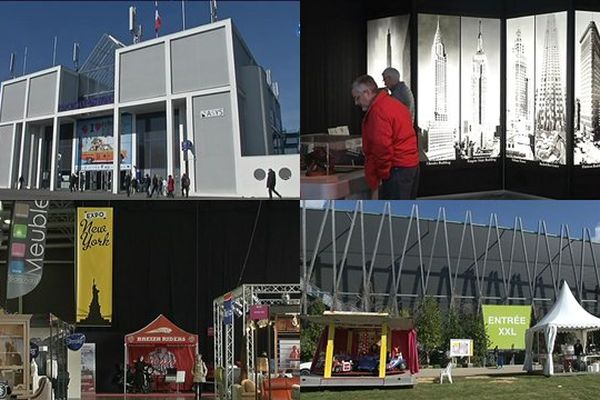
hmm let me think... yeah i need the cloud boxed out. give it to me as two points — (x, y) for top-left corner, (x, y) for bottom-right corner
(302, 200), (327, 209)
(592, 223), (600, 243)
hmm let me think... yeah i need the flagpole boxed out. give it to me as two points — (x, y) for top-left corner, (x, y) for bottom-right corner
(182, 0), (186, 30)
(23, 46), (27, 75)
(52, 36), (57, 67)
(154, 1), (160, 38)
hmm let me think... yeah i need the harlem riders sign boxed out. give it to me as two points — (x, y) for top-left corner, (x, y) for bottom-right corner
(6, 201), (49, 298)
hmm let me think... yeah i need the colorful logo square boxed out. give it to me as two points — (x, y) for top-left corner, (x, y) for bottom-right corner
(10, 243), (26, 258)
(12, 224), (27, 239)
(13, 203), (30, 218)
(9, 260), (24, 274)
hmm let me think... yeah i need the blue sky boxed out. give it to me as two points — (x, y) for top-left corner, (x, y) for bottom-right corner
(0, 0), (299, 131)
(303, 200), (600, 241)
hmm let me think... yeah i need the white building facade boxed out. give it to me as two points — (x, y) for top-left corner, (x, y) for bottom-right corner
(0, 19), (298, 198)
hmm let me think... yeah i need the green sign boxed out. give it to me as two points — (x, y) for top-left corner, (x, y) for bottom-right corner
(482, 305), (532, 350)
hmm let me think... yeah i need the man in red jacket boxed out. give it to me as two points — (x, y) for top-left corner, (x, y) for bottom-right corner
(352, 75), (419, 199)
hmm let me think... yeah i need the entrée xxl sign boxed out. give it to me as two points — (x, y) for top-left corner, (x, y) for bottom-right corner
(79, 211), (110, 251)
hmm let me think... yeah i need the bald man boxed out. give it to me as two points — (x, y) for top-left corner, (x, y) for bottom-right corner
(382, 67), (415, 123)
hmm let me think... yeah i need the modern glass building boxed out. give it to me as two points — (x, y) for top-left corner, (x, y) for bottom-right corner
(0, 19), (298, 197)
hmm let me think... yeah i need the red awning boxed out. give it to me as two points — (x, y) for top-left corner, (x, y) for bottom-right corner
(125, 314), (198, 346)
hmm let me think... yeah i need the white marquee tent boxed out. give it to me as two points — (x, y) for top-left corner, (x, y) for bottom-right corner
(524, 282), (600, 376)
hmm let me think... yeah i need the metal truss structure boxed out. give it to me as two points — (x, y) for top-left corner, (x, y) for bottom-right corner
(301, 201), (600, 318)
(213, 284), (300, 400)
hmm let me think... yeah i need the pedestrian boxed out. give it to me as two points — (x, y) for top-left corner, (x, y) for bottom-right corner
(158, 176), (164, 197)
(510, 344), (516, 365)
(69, 174), (75, 192)
(124, 173), (132, 197)
(192, 353), (207, 399)
(149, 174), (159, 198)
(382, 67), (415, 122)
(18, 176), (24, 190)
(132, 176), (138, 194)
(79, 171), (85, 191)
(351, 74), (419, 199)
(267, 168), (282, 199)
(161, 176), (167, 196)
(167, 175), (175, 198)
(494, 345), (504, 369)
(144, 174), (150, 195)
(181, 173), (190, 198)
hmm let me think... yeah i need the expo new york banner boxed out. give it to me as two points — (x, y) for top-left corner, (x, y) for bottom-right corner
(6, 201), (49, 299)
(76, 208), (113, 326)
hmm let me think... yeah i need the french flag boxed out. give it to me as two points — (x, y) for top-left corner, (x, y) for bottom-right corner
(154, 1), (162, 35)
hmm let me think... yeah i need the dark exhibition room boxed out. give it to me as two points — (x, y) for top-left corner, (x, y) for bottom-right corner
(0, 200), (299, 398)
(301, 0), (600, 199)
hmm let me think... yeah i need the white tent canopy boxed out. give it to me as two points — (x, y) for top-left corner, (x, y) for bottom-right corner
(524, 281), (600, 376)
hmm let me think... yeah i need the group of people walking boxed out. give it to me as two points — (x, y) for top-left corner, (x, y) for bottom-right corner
(123, 172), (191, 198)
(23, 167), (283, 199)
(69, 172), (86, 192)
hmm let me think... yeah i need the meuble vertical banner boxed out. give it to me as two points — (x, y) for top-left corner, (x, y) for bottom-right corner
(76, 208), (113, 326)
(6, 201), (50, 299)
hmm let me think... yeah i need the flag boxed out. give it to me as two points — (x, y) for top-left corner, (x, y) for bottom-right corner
(154, 1), (162, 35)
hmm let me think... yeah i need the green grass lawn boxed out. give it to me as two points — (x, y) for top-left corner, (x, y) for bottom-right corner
(300, 374), (600, 400)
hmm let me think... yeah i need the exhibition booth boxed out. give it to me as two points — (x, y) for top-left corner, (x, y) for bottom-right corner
(213, 284), (301, 400)
(124, 314), (198, 393)
(301, 0), (600, 199)
(301, 312), (418, 389)
(524, 282), (600, 376)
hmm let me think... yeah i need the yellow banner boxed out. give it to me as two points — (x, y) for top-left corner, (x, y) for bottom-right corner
(76, 208), (113, 325)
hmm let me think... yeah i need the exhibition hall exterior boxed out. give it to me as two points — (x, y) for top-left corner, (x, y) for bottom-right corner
(301, 203), (600, 317)
(0, 19), (298, 197)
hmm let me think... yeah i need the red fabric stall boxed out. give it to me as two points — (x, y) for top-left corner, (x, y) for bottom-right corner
(390, 329), (420, 374)
(125, 314), (198, 391)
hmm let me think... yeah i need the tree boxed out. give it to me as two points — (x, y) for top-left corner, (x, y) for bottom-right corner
(462, 311), (489, 366)
(398, 308), (411, 318)
(415, 296), (443, 365)
(300, 299), (327, 361)
(442, 306), (464, 351)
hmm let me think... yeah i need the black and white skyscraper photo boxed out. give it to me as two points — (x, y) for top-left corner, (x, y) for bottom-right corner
(535, 12), (567, 165)
(367, 15), (411, 88)
(575, 11), (600, 165)
(506, 12), (566, 165)
(460, 17), (501, 160)
(507, 16), (535, 161)
(418, 14), (460, 161)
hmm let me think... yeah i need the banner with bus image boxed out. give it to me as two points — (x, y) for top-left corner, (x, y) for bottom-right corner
(76, 115), (132, 171)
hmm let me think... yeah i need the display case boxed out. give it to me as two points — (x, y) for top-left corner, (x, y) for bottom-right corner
(300, 134), (364, 176)
(0, 314), (31, 395)
(300, 134), (372, 199)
